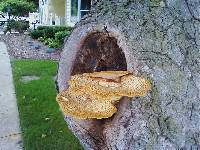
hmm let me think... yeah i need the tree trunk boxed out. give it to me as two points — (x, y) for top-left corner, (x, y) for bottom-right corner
(57, 0), (200, 149)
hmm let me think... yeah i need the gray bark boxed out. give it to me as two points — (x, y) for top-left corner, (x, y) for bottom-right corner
(57, 0), (200, 149)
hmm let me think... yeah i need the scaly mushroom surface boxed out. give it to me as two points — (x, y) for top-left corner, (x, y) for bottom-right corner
(56, 71), (151, 119)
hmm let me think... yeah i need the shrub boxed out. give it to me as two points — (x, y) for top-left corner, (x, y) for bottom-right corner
(42, 26), (72, 39)
(43, 27), (55, 38)
(37, 26), (47, 31)
(1, 0), (36, 16)
(43, 38), (60, 48)
(43, 38), (52, 45)
(53, 26), (73, 33)
(5, 20), (29, 33)
(38, 37), (45, 42)
(30, 25), (73, 48)
(30, 30), (44, 39)
(37, 26), (72, 32)
(55, 31), (71, 44)
(48, 40), (60, 48)
(19, 21), (29, 32)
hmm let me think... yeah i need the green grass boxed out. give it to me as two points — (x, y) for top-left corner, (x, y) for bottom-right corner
(11, 60), (83, 150)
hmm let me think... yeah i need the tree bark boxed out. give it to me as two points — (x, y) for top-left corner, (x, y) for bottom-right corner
(57, 0), (200, 149)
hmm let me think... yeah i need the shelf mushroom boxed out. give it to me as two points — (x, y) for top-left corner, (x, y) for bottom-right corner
(56, 71), (151, 119)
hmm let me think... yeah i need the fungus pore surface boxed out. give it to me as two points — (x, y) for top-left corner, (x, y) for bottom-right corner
(56, 71), (151, 119)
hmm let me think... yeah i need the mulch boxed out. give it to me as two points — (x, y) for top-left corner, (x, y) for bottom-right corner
(0, 34), (61, 61)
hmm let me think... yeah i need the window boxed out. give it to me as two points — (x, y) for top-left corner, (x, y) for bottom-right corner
(81, 0), (91, 10)
(70, 0), (91, 23)
(71, 0), (78, 16)
(80, 0), (91, 18)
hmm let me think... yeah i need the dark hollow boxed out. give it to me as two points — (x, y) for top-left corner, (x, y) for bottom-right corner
(71, 32), (127, 75)
(69, 32), (128, 149)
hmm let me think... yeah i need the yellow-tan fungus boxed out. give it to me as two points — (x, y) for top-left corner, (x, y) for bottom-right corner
(56, 71), (151, 119)
(56, 88), (117, 119)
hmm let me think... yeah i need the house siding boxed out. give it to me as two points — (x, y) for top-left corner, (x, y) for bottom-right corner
(39, 0), (91, 27)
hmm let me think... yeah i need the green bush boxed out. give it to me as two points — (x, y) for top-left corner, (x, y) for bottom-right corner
(5, 20), (29, 33)
(30, 30), (44, 39)
(43, 38), (59, 48)
(30, 25), (73, 48)
(38, 37), (45, 42)
(1, 0), (36, 16)
(37, 26), (47, 31)
(37, 26), (72, 32)
(48, 40), (60, 48)
(43, 27), (55, 38)
(55, 31), (71, 44)
(43, 38), (52, 45)
(36, 26), (72, 38)
(53, 26), (72, 33)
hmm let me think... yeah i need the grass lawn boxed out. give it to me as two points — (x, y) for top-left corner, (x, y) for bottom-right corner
(11, 59), (83, 150)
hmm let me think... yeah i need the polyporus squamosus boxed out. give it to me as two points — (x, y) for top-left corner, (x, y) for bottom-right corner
(56, 71), (151, 119)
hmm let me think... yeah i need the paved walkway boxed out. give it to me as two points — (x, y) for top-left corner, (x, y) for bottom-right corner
(0, 42), (23, 150)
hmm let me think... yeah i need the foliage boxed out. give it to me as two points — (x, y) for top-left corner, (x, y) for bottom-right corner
(27, 0), (38, 6)
(30, 26), (73, 48)
(0, 0), (35, 16)
(48, 39), (60, 48)
(11, 60), (83, 150)
(30, 29), (44, 39)
(37, 26), (72, 39)
(5, 20), (29, 33)
(43, 38), (60, 48)
(38, 37), (45, 42)
(43, 26), (55, 39)
(38, 37), (59, 49)
(55, 31), (71, 44)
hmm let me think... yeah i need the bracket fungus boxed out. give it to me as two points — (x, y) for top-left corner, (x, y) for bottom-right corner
(56, 71), (151, 119)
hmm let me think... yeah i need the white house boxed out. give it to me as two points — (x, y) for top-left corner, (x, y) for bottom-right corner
(39, 0), (91, 27)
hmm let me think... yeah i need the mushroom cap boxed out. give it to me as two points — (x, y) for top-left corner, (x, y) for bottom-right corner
(68, 73), (122, 99)
(68, 71), (150, 98)
(56, 89), (117, 119)
(120, 75), (151, 97)
(56, 71), (151, 119)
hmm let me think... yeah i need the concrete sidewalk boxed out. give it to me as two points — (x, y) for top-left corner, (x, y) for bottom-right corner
(0, 42), (23, 150)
